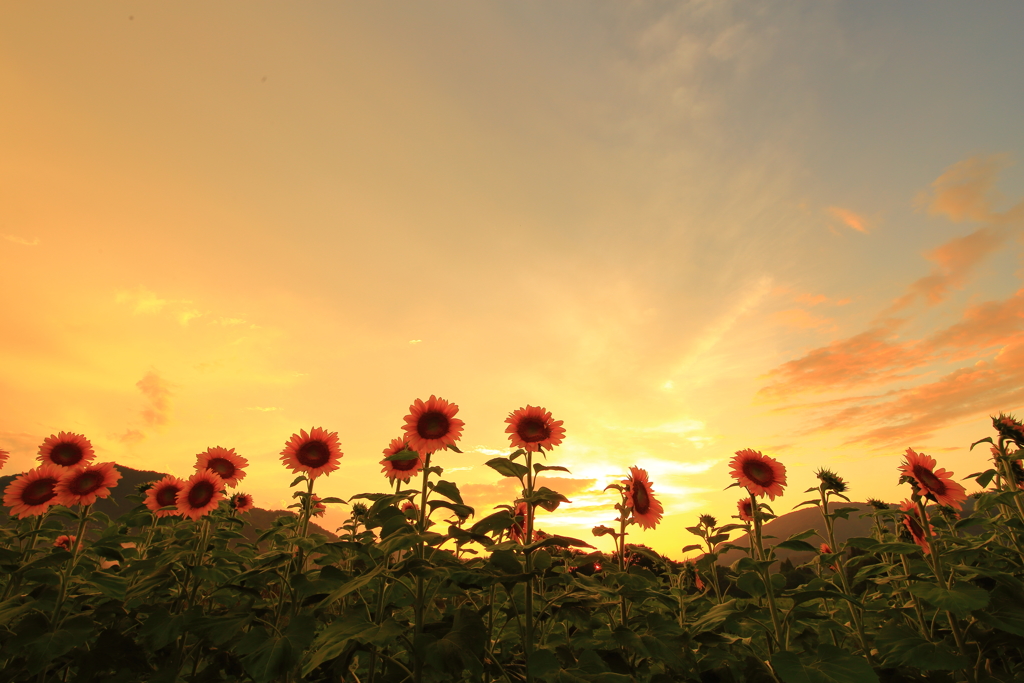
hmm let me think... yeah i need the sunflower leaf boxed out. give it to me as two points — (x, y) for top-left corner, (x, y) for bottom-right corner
(289, 476), (307, 488)
(969, 436), (994, 450)
(384, 449), (419, 462)
(681, 544), (703, 553)
(534, 464), (571, 474)
(509, 448), (526, 461)
(446, 443), (463, 453)
(430, 480), (464, 504)
(485, 457), (529, 480)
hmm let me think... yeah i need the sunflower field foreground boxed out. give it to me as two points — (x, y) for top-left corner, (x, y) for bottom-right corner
(2, 401), (1024, 683)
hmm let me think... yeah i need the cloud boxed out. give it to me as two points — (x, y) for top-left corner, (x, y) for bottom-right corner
(773, 308), (836, 331)
(2, 234), (39, 246)
(247, 406), (279, 412)
(136, 370), (174, 428)
(827, 206), (869, 233)
(118, 429), (146, 444)
(117, 287), (170, 314)
(919, 154), (1010, 223)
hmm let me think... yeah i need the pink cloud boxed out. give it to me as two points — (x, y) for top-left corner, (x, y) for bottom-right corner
(827, 206), (869, 233)
(136, 370), (173, 428)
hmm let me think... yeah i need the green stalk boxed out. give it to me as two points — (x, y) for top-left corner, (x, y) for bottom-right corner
(915, 499), (975, 683)
(617, 505), (629, 627)
(51, 504), (91, 628)
(749, 494), (784, 652)
(413, 451), (432, 683)
(524, 449), (536, 683)
(819, 488), (874, 665)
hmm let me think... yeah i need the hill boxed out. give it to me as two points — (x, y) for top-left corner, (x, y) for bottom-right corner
(0, 464), (338, 542)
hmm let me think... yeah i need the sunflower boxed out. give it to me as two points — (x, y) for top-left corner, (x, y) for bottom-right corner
(230, 492), (254, 513)
(3, 465), (64, 518)
(379, 437), (424, 483)
(310, 494), (326, 517)
(505, 405), (566, 453)
(401, 499), (419, 519)
(280, 427), (343, 479)
(509, 501), (530, 542)
(737, 498), (754, 522)
(899, 448), (967, 510)
(815, 468), (847, 494)
(623, 466), (664, 530)
(144, 475), (185, 517)
(177, 470), (226, 521)
(54, 535), (79, 552)
(994, 414), (1024, 445)
(55, 462), (121, 507)
(38, 432), (95, 469)
(729, 449), (787, 500)
(402, 395), (464, 454)
(899, 499), (933, 555)
(195, 446), (248, 488)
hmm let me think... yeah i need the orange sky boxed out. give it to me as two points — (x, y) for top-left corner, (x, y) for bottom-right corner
(3, 3), (1024, 558)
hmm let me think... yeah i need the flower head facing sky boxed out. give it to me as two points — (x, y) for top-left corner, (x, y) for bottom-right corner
(379, 437), (424, 483)
(144, 475), (185, 517)
(177, 470), (226, 521)
(38, 432), (95, 469)
(55, 462), (121, 507)
(280, 427), (343, 479)
(900, 448), (967, 510)
(505, 405), (566, 453)
(402, 395), (464, 454)
(195, 446), (248, 488)
(730, 449), (787, 500)
(3, 465), (64, 518)
(623, 466), (663, 530)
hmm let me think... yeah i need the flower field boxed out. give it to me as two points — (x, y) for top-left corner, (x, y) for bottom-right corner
(2, 398), (1024, 683)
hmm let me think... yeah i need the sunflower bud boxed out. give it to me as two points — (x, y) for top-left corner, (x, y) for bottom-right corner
(351, 502), (369, 517)
(866, 498), (889, 510)
(815, 468), (847, 494)
(698, 514), (717, 528)
(592, 525), (615, 537)
(994, 414), (1024, 446)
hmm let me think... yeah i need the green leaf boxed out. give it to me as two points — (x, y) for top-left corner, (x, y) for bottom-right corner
(794, 499), (821, 509)
(384, 448), (419, 462)
(430, 479), (464, 504)
(775, 539), (818, 553)
(974, 585), (1024, 635)
(289, 475), (307, 487)
(528, 648), (561, 678)
(447, 524), (494, 547)
(869, 542), (924, 555)
(526, 535), (596, 552)
(529, 486), (571, 512)
(470, 510), (514, 536)
(534, 464), (571, 474)
(240, 627), (294, 683)
(908, 582), (989, 618)
(969, 436), (994, 450)
(772, 645), (879, 683)
(736, 571), (765, 598)
(427, 500), (474, 520)
(488, 549), (523, 574)
(485, 457), (529, 480)
(681, 544), (703, 554)
(320, 563), (386, 608)
(875, 622), (969, 670)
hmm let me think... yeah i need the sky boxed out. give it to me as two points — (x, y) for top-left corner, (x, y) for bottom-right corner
(2, 2), (1024, 559)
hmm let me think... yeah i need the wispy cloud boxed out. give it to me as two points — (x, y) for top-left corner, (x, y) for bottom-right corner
(2, 234), (39, 246)
(827, 206), (869, 233)
(247, 406), (279, 412)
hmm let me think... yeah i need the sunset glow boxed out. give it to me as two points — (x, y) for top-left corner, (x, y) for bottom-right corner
(3, 3), (1023, 559)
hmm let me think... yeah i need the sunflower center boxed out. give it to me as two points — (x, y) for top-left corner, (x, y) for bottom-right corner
(156, 485), (179, 507)
(297, 441), (331, 468)
(632, 483), (651, 515)
(70, 471), (104, 495)
(913, 465), (946, 494)
(516, 417), (550, 443)
(743, 460), (775, 487)
(188, 481), (215, 508)
(23, 479), (57, 506)
(392, 454), (418, 472)
(208, 458), (236, 479)
(50, 443), (84, 466)
(417, 412), (450, 440)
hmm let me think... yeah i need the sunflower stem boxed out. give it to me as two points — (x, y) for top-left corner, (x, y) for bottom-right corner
(524, 448), (536, 683)
(413, 451), (432, 683)
(749, 494), (784, 653)
(51, 504), (91, 629)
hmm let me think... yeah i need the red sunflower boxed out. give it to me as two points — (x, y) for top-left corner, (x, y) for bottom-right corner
(729, 449), (787, 500)
(737, 498), (754, 522)
(899, 499), (934, 555)
(401, 395), (464, 454)
(0, 447), (9, 470)
(195, 446), (248, 488)
(510, 501), (530, 542)
(310, 494), (326, 517)
(379, 437), (425, 482)
(55, 462), (121, 507)
(230, 492), (254, 513)
(177, 470), (226, 521)
(900, 448), (967, 511)
(54, 535), (79, 552)
(505, 405), (566, 453)
(623, 466), (664, 530)
(144, 475), (185, 517)
(3, 465), (64, 518)
(38, 432), (95, 469)
(280, 427), (343, 479)
(401, 499), (419, 519)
